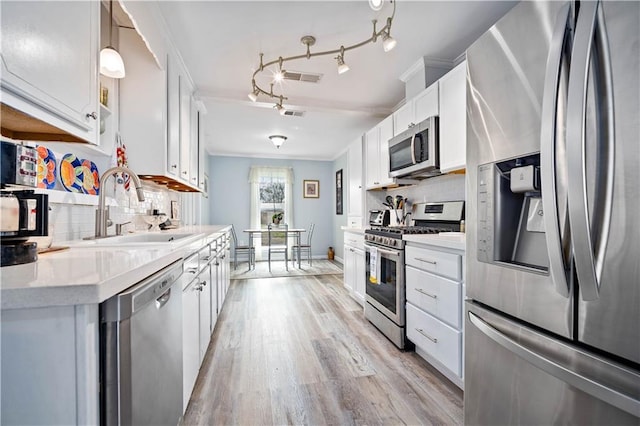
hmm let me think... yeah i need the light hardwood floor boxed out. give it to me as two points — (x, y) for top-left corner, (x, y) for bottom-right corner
(182, 274), (463, 425)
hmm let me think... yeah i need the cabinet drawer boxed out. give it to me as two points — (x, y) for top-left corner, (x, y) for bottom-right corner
(406, 266), (461, 328)
(344, 232), (364, 248)
(406, 303), (461, 376)
(406, 245), (461, 280)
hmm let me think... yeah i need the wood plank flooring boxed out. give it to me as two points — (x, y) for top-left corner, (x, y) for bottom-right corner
(182, 274), (463, 425)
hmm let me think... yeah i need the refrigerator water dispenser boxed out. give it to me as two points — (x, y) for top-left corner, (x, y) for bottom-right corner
(477, 153), (549, 272)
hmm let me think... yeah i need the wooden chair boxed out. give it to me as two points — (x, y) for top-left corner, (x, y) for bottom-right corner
(230, 225), (254, 270)
(292, 223), (315, 267)
(267, 223), (288, 272)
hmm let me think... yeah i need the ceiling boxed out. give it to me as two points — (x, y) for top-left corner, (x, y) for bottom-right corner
(155, 0), (517, 161)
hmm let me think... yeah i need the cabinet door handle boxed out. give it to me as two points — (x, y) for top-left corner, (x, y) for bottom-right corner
(416, 288), (437, 299)
(200, 280), (207, 287)
(86, 112), (98, 120)
(182, 171), (188, 175)
(374, 181), (380, 185)
(415, 257), (437, 265)
(194, 283), (203, 292)
(416, 328), (438, 343)
(171, 164), (178, 169)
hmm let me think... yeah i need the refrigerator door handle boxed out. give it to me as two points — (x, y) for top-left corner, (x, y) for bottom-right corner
(566, 0), (616, 301)
(540, 2), (572, 298)
(468, 311), (640, 417)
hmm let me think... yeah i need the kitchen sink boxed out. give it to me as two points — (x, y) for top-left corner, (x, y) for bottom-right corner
(65, 232), (202, 248)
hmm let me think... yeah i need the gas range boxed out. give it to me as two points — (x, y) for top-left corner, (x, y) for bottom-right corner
(365, 201), (465, 250)
(365, 226), (447, 248)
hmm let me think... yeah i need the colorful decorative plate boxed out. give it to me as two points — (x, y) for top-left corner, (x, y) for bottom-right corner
(36, 146), (57, 189)
(59, 153), (84, 193)
(80, 159), (100, 195)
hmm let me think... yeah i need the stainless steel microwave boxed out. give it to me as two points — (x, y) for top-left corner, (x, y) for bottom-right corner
(388, 116), (439, 178)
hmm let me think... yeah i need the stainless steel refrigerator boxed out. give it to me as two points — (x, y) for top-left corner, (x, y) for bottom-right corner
(465, 1), (640, 424)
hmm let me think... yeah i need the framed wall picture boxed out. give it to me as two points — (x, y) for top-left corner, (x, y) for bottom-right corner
(336, 169), (343, 215)
(303, 180), (319, 198)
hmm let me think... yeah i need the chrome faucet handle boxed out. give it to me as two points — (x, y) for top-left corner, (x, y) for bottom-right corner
(115, 221), (131, 236)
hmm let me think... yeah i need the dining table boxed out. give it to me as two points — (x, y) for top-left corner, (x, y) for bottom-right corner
(243, 227), (306, 271)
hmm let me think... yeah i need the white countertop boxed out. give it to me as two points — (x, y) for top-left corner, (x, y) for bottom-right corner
(341, 226), (366, 234)
(403, 232), (466, 251)
(1, 225), (230, 310)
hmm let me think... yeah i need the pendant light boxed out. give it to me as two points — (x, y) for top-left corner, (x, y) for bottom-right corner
(100, 0), (126, 79)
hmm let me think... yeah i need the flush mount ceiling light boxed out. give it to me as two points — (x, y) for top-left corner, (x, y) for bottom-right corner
(269, 135), (287, 149)
(248, 0), (396, 112)
(100, 0), (126, 78)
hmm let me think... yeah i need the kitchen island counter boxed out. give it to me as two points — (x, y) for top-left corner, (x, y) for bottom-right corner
(0, 225), (230, 310)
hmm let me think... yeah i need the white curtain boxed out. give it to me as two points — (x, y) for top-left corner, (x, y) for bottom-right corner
(248, 166), (294, 260)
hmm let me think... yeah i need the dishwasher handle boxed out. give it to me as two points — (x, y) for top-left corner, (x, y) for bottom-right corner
(155, 288), (172, 309)
(101, 260), (183, 322)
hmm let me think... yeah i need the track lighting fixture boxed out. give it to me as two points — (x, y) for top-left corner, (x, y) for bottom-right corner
(100, 0), (126, 78)
(269, 135), (287, 149)
(248, 0), (396, 113)
(382, 31), (397, 52)
(336, 46), (350, 74)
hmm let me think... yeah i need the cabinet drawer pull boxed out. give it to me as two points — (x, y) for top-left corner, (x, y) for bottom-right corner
(186, 267), (198, 274)
(416, 328), (438, 343)
(416, 257), (437, 265)
(86, 111), (98, 120)
(200, 280), (207, 287)
(182, 171), (188, 175)
(416, 288), (437, 299)
(194, 283), (203, 292)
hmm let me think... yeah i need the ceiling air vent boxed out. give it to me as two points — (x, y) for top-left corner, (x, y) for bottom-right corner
(283, 71), (323, 83)
(283, 110), (305, 117)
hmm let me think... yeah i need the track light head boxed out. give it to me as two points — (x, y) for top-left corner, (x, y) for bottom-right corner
(336, 55), (350, 74)
(382, 31), (397, 52)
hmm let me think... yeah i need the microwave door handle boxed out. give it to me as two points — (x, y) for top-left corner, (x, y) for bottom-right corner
(540, 2), (572, 298)
(566, 1), (615, 301)
(410, 133), (417, 165)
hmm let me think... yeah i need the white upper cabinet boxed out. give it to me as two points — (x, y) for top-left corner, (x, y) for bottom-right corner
(365, 115), (394, 189)
(166, 53), (181, 178)
(0, 1), (99, 144)
(393, 83), (439, 136)
(347, 137), (363, 225)
(188, 95), (199, 187)
(120, 28), (200, 191)
(413, 83), (440, 124)
(179, 77), (192, 183)
(439, 61), (467, 173)
(197, 109), (207, 191)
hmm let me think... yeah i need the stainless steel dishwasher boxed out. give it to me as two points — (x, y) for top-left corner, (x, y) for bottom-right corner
(101, 260), (183, 426)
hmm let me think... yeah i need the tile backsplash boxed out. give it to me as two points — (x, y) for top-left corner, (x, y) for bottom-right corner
(366, 173), (466, 222)
(50, 182), (182, 243)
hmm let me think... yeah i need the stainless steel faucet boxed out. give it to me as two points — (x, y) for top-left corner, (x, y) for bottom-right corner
(95, 166), (145, 238)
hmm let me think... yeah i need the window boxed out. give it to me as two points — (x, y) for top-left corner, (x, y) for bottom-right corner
(249, 166), (294, 259)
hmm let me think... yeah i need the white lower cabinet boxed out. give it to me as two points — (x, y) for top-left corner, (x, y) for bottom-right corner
(343, 231), (365, 305)
(198, 265), (212, 360)
(406, 241), (465, 388)
(182, 277), (201, 411)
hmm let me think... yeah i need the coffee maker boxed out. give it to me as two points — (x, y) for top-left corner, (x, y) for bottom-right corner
(1, 141), (49, 266)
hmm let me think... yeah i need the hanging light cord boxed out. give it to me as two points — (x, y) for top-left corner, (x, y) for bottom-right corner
(250, 0), (396, 108)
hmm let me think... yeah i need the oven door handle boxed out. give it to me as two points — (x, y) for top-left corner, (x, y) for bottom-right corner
(364, 243), (401, 258)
